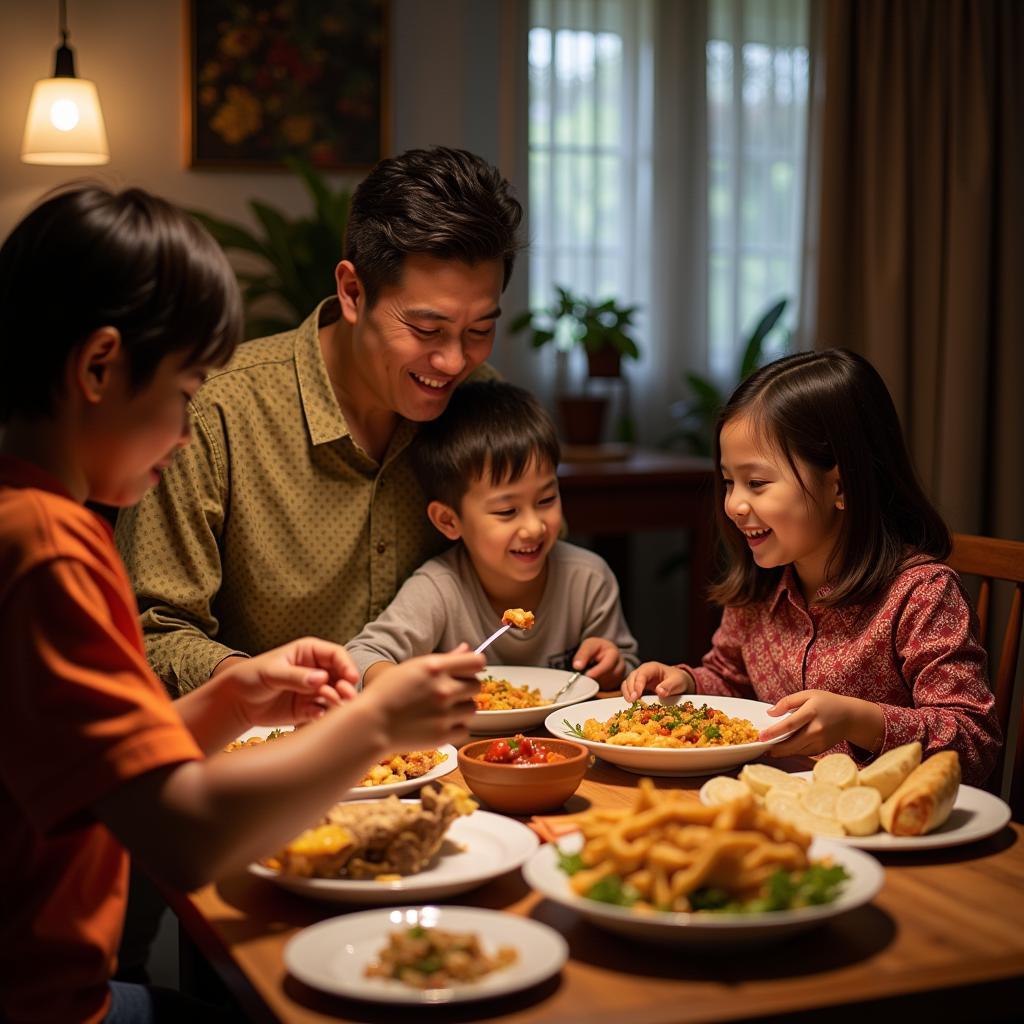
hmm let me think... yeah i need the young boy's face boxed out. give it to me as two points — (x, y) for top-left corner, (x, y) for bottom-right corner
(83, 349), (207, 507)
(444, 457), (562, 595)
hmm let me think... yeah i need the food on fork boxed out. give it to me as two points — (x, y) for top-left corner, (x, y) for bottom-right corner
(263, 782), (477, 879)
(366, 926), (517, 989)
(501, 607), (535, 630)
(474, 676), (552, 711)
(879, 750), (961, 836)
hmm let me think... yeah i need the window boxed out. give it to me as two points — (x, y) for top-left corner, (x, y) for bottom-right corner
(707, 0), (810, 378)
(527, 0), (811, 405)
(526, 0), (651, 337)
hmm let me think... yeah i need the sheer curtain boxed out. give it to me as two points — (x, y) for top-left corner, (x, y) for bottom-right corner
(523, 0), (812, 444)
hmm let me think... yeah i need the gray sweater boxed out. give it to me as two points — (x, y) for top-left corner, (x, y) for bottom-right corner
(346, 541), (639, 684)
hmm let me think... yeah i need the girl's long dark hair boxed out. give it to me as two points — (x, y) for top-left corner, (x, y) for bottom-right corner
(708, 349), (951, 607)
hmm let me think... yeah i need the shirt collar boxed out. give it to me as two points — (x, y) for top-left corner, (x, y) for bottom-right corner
(0, 454), (76, 500)
(294, 297), (351, 447)
(768, 564), (835, 613)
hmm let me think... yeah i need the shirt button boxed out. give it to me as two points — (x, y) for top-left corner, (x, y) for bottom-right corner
(376, 541), (387, 554)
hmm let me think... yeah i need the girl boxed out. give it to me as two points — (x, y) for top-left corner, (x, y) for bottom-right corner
(623, 349), (1000, 785)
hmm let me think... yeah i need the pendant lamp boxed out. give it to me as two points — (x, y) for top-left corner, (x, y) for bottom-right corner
(21, 0), (109, 165)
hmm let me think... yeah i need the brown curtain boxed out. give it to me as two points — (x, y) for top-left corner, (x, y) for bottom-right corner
(814, 0), (1024, 544)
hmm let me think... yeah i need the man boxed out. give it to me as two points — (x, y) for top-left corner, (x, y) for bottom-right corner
(116, 146), (523, 694)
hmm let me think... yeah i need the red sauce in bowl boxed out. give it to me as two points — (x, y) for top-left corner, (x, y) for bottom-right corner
(481, 734), (568, 765)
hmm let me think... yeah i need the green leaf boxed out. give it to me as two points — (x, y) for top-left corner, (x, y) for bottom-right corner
(530, 329), (556, 348)
(556, 849), (584, 875)
(508, 309), (536, 333)
(741, 297), (788, 379)
(562, 718), (586, 738)
(188, 211), (270, 260)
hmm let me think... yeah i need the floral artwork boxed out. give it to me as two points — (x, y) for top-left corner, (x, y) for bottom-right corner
(187, 0), (386, 169)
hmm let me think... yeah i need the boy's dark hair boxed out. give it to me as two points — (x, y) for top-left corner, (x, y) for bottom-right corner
(709, 348), (951, 608)
(412, 380), (561, 510)
(344, 146), (523, 307)
(0, 185), (241, 422)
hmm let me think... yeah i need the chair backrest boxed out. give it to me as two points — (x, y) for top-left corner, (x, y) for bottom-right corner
(946, 533), (1024, 817)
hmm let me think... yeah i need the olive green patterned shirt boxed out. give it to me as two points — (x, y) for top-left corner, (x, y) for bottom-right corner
(116, 298), (463, 694)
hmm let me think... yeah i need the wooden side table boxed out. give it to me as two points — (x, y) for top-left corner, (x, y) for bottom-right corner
(557, 447), (718, 658)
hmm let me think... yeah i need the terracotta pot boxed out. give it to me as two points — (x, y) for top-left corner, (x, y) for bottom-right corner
(457, 737), (590, 814)
(586, 346), (622, 378)
(556, 395), (608, 446)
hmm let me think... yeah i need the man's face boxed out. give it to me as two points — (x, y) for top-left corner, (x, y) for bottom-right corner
(345, 253), (504, 422)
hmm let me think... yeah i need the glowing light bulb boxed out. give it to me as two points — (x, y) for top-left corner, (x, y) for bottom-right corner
(50, 98), (80, 131)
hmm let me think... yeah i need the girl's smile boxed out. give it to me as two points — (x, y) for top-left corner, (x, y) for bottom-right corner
(720, 414), (843, 600)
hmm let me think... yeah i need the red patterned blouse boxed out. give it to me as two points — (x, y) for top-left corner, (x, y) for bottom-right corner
(679, 562), (1001, 786)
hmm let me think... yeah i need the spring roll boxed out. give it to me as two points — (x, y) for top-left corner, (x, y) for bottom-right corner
(879, 750), (961, 836)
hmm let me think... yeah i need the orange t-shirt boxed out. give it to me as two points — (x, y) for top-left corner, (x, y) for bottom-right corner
(0, 456), (203, 1024)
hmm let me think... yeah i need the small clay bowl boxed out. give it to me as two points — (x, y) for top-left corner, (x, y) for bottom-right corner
(457, 737), (591, 814)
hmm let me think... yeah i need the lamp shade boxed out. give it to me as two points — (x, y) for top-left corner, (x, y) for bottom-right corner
(21, 76), (109, 165)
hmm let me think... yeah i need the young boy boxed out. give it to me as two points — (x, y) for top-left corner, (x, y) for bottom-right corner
(0, 186), (482, 1024)
(347, 381), (640, 689)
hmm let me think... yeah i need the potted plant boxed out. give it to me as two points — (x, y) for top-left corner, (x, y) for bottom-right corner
(510, 286), (642, 444)
(188, 157), (351, 339)
(661, 296), (790, 457)
(656, 296), (790, 580)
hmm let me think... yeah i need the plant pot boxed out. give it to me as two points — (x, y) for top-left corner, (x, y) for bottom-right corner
(586, 346), (622, 378)
(557, 396), (608, 446)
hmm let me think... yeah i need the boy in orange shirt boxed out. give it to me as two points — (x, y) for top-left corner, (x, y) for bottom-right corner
(0, 186), (483, 1023)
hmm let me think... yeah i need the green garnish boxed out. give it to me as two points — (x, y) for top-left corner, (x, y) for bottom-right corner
(556, 849), (584, 875)
(586, 874), (641, 907)
(704, 724), (721, 739)
(413, 955), (443, 974)
(407, 925), (426, 938)
(563, 718), (586, 738)
(608, 721), (621, 736)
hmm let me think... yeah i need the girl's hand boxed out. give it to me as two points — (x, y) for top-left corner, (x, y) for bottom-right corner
(621, 662), (693, 702)
(761, 689), (884, 757)
(360, 647), (484, 749)
(225, 637), (360, 727)
(573, 637), (626, 689)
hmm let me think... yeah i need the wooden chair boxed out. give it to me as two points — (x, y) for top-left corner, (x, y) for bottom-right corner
(946, 533), (1024, 817)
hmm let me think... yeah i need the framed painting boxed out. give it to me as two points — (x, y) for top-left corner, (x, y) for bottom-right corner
(186, 0), (388, 170)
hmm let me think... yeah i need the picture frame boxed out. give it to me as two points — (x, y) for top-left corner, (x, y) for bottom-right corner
(185, 0), (388, 170)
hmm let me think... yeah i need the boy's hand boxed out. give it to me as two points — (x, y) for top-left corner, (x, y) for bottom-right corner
(761, 690), (884, 756)
(360, 647), (484, 749)
(621, 662), (694, 702)
(573, 637), (626, 689)
(226, 637), (360, 726)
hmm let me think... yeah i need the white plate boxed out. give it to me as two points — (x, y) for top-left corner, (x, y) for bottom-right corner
(523, 832), (883, 947)
(284, 905), (567, 1004)
(788, 772), (1012, 850)
(250, 808), (538, 904)
(471, 665), (600, 734)
(230, 728), (457, 800)
(548, 695), (791, 776)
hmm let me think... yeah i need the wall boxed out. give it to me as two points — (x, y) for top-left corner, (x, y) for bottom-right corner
(0, 0), (529, 355)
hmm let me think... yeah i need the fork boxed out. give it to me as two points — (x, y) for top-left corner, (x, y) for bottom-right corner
(551, 669), (584, 703)
(473, 622), (512, 655)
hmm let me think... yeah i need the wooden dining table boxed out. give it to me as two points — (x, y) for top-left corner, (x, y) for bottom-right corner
(170, 751), (1024, 1024)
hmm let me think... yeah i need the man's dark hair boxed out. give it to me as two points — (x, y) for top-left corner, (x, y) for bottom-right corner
(344, 146), (523, 306)
(0, 185), (242, 422)
(709, 348), (951, 608)
(411, 381), (561, 510)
